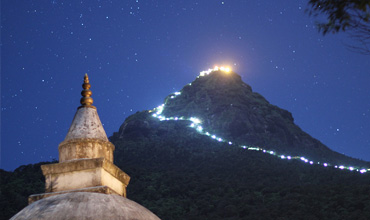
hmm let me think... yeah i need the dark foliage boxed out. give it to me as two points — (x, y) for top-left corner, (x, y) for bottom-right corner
(110, 123), (370, 219)
(0, 162), (51, 220)
(307, 0), (370, 55)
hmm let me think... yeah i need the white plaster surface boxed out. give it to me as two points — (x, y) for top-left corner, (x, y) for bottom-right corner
(64, 107), (108, 141)
(11, 192), (161, 220)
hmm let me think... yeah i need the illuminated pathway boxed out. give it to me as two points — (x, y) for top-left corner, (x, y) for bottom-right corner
(151, 67), (369, 174)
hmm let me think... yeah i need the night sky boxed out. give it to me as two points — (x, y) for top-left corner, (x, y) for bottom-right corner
(2, 0), (370, 171)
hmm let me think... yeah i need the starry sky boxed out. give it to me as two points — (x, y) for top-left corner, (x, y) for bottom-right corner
(1, 0), (370, 171)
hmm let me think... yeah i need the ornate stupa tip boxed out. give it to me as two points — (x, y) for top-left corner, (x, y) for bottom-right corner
(80, 73), (95, 108)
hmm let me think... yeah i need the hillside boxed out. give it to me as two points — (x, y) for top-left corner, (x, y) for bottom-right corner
(110, 123), (370, 219)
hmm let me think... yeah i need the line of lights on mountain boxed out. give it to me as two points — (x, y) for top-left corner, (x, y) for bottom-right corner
(151, 67), (368, 174)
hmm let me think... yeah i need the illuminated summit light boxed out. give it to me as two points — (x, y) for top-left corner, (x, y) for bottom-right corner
(287, 156), (291, 160)
(174, 92), (181, 95)
(323, 163), (328, 167)
(269, 151), (274, 155)
(281, 155), (286, 159)
(220, 66), (231, 72)
(349, 167), (354, 171)
(360, 169), (367, 174)
(309, 161), (314, 165)
(198, 66), (232, 77)
(339, 165), (345, 170)
(211, 135), (216, 139)
(217, 138), (223, 142)
(228, 141), (232, 145)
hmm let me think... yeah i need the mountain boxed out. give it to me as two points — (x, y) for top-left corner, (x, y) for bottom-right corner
(107, 69), (370, 219)
(113, 69), (368, 167)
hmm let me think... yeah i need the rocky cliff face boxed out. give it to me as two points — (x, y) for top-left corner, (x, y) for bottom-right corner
(112, 70), (367, 166)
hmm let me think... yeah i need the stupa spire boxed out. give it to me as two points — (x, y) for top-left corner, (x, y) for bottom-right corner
(80, 73), (94, 108)
(28, 74), (130, 204)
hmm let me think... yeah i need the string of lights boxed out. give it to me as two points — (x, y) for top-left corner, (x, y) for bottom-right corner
(151, 67), (369, 174)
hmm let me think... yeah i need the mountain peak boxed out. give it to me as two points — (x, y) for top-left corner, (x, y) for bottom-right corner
(114, 68), (369, 168)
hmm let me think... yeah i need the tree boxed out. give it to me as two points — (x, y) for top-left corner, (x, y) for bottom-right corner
(307, 0), (370, 55)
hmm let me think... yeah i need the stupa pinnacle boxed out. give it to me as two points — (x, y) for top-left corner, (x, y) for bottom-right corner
(80, 73), (94, 108)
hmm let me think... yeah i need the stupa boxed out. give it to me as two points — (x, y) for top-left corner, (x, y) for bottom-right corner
(11, 74), (160, 220)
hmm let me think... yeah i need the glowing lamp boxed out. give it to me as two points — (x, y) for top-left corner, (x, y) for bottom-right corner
(190, 117), (201, 124)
